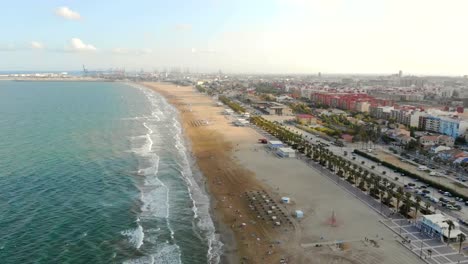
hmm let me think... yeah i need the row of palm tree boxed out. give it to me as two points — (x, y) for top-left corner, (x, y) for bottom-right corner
(252, 116), (468, 248)
(251, 116), (430, 219)
(219, 96), (246, 113)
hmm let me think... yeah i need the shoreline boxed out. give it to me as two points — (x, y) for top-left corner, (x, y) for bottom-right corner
(141, 83), (239, 263)
(177, 113), (239, 264)
(141, 82), (290, 263)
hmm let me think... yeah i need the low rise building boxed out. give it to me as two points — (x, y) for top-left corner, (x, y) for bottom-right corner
(418, 214), (463, 242)
(266, 102), (293, 116)
(296, 114), (315, 125)
(267, 141), (284, 150)
(276, 147), (296, 158)
(370, 106), (394, 119)
(419, 135), (455, 147)
(438, 135), (455, 147)
(419, 135), (439, 147)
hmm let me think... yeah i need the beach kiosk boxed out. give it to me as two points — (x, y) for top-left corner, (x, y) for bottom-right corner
(267, 140), (283, 150)
(295, 210), (304, 219)
(276, 147), (296, 158)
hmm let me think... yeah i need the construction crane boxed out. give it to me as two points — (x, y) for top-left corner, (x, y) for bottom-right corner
(82, 65), (88, 76)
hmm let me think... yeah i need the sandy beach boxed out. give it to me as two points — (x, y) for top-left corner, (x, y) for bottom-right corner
(142, 82), (423, 264)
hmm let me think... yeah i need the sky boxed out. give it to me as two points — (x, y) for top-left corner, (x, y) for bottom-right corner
(1, 0), (468, 75)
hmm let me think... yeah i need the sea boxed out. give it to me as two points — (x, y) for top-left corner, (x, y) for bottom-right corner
(0, 81), (221, 264)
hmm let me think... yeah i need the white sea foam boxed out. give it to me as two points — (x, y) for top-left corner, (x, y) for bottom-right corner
(123, 243), (182, 264)
(121, 224), (144, 249)
(123, 255), (154, 264)
(126, 83), (221, 263)
(169, 111), (223, 263)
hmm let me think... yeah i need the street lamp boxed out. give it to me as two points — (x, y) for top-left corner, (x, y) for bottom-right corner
(420, 240), (424, 258)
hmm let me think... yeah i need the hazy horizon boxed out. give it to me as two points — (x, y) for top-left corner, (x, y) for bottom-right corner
(2, 0), (468, 75)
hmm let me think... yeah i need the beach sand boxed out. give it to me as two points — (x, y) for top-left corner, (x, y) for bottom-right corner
(142, 82), (423, 264)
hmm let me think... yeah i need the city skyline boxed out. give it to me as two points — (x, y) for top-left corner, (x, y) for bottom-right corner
(1, 0), (468, 75)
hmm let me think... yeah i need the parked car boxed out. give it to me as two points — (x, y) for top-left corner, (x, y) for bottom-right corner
(422, 190), (430, 194)
(440, 197), (449, 203)
(458, 218), (468, 226)
(447, 205), (457, 210)
(430, 197), (439, 203)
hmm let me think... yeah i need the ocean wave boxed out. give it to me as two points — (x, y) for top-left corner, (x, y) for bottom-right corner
(123, 243), (182, 264)
(128, 83), (221, 264)
(121, 224), (144, 250)
(169, 108), (223, 264)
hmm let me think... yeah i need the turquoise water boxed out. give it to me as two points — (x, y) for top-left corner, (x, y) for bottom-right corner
(0, 81), (220, 264)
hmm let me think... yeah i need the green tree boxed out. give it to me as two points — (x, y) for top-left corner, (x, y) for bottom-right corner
(445, 220), (455, 245)
(458, 233), (466, 253)
(455, 136), (467, 146)
(414, 196), (422, 219)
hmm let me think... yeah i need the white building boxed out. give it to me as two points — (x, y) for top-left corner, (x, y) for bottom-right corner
(355, 101), (371, 113)
(276, 95), (294, 102)
(276, 147), (296, 158)
(300, 88), (315, 99)
(418, 214), (464, 242)
(410, 111), (426, 128)
(267, 141), (283, 150)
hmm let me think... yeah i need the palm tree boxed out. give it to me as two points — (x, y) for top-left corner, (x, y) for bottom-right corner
(358, 180), (366, 191)
(397, 186), (403, 193)
(404, 198), (413, 217)
(382, 178), (389, 190)
(414, 196), (422, 220)
(386, 190), (394, 207)
(395, 193), (403, 213)
(458, 233), (466, 253)
(445, 220), (455, 245)
(424, 201), (431, 214)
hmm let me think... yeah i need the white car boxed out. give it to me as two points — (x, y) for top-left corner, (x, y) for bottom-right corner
(418, 166), (428, 171)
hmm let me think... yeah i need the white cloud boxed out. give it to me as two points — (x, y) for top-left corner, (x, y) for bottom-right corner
(30, 41), (44, 49)
(55, 7), (81, 20)
(68, 38), (96, 52)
